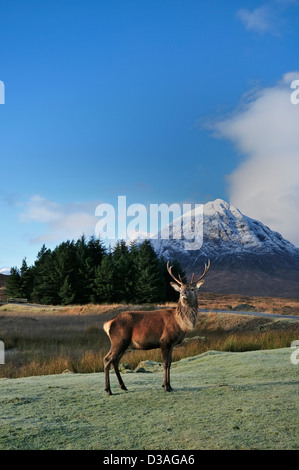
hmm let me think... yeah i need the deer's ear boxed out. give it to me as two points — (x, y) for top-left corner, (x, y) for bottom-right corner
(170, 282), (181, 292)
(196, 280), (204, 290)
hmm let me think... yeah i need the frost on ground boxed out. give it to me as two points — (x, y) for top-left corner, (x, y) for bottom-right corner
(0, 347), (298, 450)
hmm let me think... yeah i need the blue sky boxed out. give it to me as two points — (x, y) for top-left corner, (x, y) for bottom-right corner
(1, 0), (299, 271)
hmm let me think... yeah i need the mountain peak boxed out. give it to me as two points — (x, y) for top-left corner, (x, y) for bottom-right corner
(204, 199), (242, 218)
(150, 197), (297, 259)
(203, 198), (297, 256)
(205, 198), (230, 209)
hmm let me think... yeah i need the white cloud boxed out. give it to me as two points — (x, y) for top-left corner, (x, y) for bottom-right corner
(20, 195), (98, 244)
(236, 5), (277, 34)
(236, 0), (299, 35)
(20, 195), (63, 223)
(212, 72), (299, 246)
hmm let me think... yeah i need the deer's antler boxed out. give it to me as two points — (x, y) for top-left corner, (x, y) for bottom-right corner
(191, 259), (210, 285)
(167, 261), (183, 286)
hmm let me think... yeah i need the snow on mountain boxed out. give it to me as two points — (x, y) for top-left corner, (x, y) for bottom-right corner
(0, 268), (10, 275)
(150, 198), (298, 261)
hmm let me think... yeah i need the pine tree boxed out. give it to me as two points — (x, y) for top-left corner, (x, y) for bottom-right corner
(127, 241), (139, 302)
(135, 240), (165, 303)
(5, 267), (22, 298)
(74, 235), (107, 303)
(93, 254), (115, 303)
(87, 235), (106, 266)
(59, 274), (76, 305)
(74, 235), (90, 304)
(20, 258), (34, 301)
(112, 240), (134, 302)
(31, 245), (58, 304)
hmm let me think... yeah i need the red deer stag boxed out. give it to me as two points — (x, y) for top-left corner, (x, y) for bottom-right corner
(103, 260), (210, 395)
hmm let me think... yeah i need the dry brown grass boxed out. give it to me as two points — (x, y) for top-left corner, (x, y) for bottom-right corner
(0, 302), (130, 316)
(0, 296), (298, 379)
(0, 287), (6, 302)
(194, 292), (299, 316)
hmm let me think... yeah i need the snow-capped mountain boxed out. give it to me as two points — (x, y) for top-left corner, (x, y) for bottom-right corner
(149, 199), (299, 297)
(150, 198), (298, 259)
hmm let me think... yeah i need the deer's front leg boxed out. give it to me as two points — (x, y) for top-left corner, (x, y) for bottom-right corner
(161, 344), (173, 392)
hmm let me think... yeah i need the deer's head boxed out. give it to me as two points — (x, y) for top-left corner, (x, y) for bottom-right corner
(167, 260), (210, 307)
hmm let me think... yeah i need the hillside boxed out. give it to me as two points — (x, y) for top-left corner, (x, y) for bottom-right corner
(0, 273), (7, 288)
(150, 199), (299, 297)
(0, 347), (297, 450)
(0, 274), (7, 301)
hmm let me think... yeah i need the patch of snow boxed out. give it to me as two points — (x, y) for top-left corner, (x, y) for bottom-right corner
(0, 268), (10, 275)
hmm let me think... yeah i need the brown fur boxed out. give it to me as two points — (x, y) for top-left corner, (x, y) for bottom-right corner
(175, 302), (198, 332)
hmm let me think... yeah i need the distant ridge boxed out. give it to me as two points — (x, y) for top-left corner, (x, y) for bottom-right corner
(0, 273), (7, 288)
(0, 273), (7, 301)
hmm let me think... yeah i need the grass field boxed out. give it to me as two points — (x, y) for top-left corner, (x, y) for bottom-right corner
(0, 295), (298, 378)
(0, 347), (298, 450)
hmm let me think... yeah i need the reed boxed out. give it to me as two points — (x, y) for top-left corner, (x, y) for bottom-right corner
(1, 322), (296, 378)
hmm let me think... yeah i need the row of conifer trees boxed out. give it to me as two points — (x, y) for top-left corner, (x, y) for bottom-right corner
(5, 236), (185, 305)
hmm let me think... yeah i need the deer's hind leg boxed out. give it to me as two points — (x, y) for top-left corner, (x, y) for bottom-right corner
(104, 350), (114, 395)
(104, 338), (131, 395)
(112, 354), (128, 391)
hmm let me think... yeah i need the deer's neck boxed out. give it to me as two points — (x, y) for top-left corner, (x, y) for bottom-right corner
(175, 300), (198, 332)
